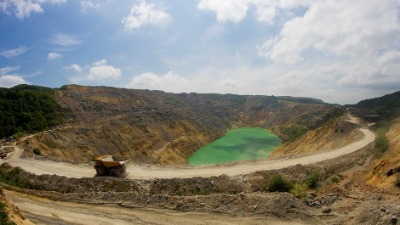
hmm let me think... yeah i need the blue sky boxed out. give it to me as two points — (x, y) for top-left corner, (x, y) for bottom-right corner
(1, 0), (399, 104)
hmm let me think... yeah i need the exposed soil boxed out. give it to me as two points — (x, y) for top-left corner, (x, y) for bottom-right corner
(2, 114), (400, 224)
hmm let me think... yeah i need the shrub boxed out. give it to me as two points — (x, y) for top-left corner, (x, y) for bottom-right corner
(267, 174), (294, 192)
(305, 171), (320, 189)
(330, 175), (341, 183)
(290, 183), (308, 199)
(33, 148), (41, 155)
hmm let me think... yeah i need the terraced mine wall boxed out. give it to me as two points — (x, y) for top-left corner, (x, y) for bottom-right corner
(20, 85), (337, 165)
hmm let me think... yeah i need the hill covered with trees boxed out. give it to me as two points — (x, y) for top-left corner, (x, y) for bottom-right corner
(0, 85), (63, 138)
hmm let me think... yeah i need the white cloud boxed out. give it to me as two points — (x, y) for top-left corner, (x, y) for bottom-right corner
(197, 0), (311, 24)
(257, 0), (400, 64)
(80, 0), (100, 13)
(218, 79), (242, 89)
(0, 75), (28, 88)
(197, 0), (250, 23)
(64, 64), (82, 73)
(87, 59), (121, 80)
(36, 0), (66, 3)
(51, 33), (83, 46)
(126, 71), (188, 91)
(0, 0), (66, 19)
(0, 66), (20, 75)
(122, 0), (171, 31)
(0, 46), (30, 58)
(47, 52), (62, 60)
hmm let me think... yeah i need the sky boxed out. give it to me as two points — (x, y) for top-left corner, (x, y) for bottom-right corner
(0, 0), (400, 104)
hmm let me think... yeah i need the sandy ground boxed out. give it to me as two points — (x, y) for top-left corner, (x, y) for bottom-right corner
(4, 190), (305, 225)
(2, 115), (374, 180)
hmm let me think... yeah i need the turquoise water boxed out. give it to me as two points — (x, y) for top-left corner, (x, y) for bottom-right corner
(188, 127), (281, 166)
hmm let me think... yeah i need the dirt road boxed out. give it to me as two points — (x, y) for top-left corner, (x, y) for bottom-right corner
(2, 115), (374, 179)
(4, 190), (305, 225)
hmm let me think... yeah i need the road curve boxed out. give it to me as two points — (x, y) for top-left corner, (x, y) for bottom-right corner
(2, 115), (375, 179)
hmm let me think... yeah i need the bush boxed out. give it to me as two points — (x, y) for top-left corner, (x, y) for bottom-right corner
(330, 175), (341, 183)
(267, 174), (294, 192)
(33, 148), (41, 155)
(290, 183), (308, 199)
(305, 171), (320, 189)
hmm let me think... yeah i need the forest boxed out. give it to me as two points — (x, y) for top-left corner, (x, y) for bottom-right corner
(0, 85), (63, 138)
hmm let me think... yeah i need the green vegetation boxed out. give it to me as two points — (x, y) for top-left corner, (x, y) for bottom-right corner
(355, 91), (400, 122)
(0, 167), (29, 189)
(0, 84), (63, 138)
(330, 175), (341, 183)
(33, 148), (41, 156)
(265, 172), (322, 198)
(278, 96), (326, 104)
(280, 124), (309, 143)
(374, 128), (389, 158)
(0, 202), (16, 225)
(267, 174), (294, 192)
(280, 107), (345, 143)
(305, 171), (320, 189)
(188, 128), (281, 166)
(290, 183), (308, 199)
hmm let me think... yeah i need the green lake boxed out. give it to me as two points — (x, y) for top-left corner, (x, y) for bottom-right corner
(188, 127), (281, 166)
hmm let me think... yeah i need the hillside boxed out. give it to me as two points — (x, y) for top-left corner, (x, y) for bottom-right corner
(17, 85), (335, 165)
(352, 91), (400, 190)
(0, 85), (63, 138)
(270, 114), (363, 157)
(352, 91), (400, 121)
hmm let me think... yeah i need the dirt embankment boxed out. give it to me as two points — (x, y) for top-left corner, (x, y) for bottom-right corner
(0, 143), (374, 224)
(270, 115), (363, 158)
(0, 187), (33, 225)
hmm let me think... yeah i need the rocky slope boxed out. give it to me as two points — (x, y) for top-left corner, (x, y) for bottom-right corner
(366, 118), (400, 190)
(0, 187), (33, 225)
(270, 114), (363, 157)
(19, 85), (335, 165)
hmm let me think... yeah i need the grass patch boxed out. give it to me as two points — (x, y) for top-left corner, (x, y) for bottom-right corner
(374, 128), (389, 158)
(330, 175), (341, 183)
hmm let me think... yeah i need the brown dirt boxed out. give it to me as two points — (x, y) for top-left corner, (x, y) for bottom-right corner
(270, 115), (364, 157)
(0, 187), (33, 225)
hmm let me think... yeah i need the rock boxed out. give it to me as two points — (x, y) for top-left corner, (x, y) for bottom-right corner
(308, 193), (317, 198)
(322, 207), (332, 214)
(391, 215), (397, 225)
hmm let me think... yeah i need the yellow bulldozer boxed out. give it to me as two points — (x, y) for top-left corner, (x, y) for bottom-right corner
(94, 155), (129, 177)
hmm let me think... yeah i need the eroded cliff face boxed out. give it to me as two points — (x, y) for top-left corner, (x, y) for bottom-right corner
(269, 115), (363, 158)
(366, 118), (400, 190)
(20, 85), (334, 165)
